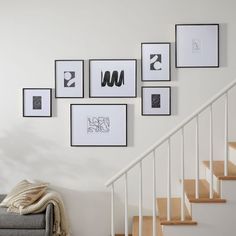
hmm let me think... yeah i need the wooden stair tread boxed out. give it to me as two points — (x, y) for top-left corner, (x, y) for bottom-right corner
(157, 198), (197, 225)
(203, 160), (236, 180)
(184, 179), (226, 203)
(229, 142), (236, 149)
(132, 216), (162, 236)
(115, 235), (132, 236)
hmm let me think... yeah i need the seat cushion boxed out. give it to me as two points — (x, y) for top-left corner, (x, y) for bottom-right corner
(0, 207), (45, 229)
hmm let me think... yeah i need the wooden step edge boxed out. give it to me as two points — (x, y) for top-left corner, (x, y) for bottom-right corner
(218, 176), (236, 180)
(188, 198), (226, 203)
(115, 234), (132, 236)
(160, 220), (197, 226)
(229, 142), (236, 149)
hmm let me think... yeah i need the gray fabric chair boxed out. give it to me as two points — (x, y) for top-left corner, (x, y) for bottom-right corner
(0, 194), (53, 236)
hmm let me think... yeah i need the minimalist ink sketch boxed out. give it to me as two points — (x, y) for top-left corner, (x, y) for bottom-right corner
(101, 70), (124, 87)
(150, 54), (162, 70)
(64, 71), (76, 87)
(87, 117), (110, 133)
(32, 96), (42, 110)
(151, 94), (161, 108)
(192, 39), (201, 53)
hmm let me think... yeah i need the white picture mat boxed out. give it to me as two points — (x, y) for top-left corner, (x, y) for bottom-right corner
(176, 25), (219, 67)
(56, 61), (83, 97)
(24, 89), (51, 116)
(71, 105), (127, 146)
(90, 60), (136, 97)
(142, 44), (170, 81)
(142, 87), (170, 115)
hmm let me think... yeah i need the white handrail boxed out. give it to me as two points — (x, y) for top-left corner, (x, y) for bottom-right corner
(105, 79), (236, 187)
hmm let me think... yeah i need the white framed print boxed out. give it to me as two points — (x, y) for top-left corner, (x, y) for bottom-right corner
(55, 60), (84, 98)
(142, 87), (171, 116)
(175, 24), (219, 68)
(23, 88), (52, 117)
(89, 59), (137, 98)
(70, 104), (127, 147)
(141, 43), (171, 81)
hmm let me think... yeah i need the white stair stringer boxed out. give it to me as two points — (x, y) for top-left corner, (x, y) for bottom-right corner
(162, 180), (236, 236)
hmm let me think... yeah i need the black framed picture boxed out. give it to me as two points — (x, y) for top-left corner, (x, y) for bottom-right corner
(175, 24), (219, 68)
(142, 87), (171, 116)
(55, 60), (84, 98)
(89, 59), (137, 98)
(23, 88), (52, 117)
(70, 104), (127, 147)
(141, 43), (171, 81)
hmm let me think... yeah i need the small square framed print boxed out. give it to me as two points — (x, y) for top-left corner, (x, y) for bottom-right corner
(89, 59), (137, 98)
(55, 60), (84, 98)
(141, 43), (171, 81)
(142, 87), (171, 116)
(70, 104), (127, 147)
(175, 24), (219, 68)
(23, 88), (52, 117)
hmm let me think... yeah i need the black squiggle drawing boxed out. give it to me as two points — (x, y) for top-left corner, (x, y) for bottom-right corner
(151, 94), (161, 108)
(101, 70), (124, 87)
(87, 117), (110, 133)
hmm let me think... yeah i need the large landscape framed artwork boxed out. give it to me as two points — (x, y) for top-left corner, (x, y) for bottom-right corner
(89, 59), (137, 98)
(70, 104), (127, 147)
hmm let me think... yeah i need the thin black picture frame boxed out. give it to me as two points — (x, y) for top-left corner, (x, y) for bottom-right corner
(141, 42), (171, 81)
(89, 59), (137, 98)
(175, 24), (220, 68)
(141, 86), (171, 116)
(22, 88), (52, 117)
(70, 104), (128, 147)
(55, 60), (84, 98)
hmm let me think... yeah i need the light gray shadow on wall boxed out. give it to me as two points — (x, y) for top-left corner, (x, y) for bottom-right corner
(220, 23), (227, 67)
(137, 59), (142, 98)
(171, 86), (178, 116)
(52, 89), (57, 117)
(127, 104), (134, 147)
(171, 42), (178, 81)
(84, 60), (90, 98)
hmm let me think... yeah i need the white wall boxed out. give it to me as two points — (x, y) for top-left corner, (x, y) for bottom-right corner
(0, 0), (236, 235)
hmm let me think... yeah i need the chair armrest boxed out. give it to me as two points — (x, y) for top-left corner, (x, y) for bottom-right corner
(45, 203), (54, 236)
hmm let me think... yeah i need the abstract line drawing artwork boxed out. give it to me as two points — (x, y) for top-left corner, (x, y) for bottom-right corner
(64, 71), (76, 87)
(87, 117), (110, 133)
(32, 96), (42, 110)
(150, 54), (162, 70)
(192, 39), (201, 53)
(101, 70), (124, 87)
(151, 94), (161, 108)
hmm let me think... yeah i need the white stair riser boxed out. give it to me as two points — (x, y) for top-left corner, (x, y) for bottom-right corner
(229, 146), (236, 165)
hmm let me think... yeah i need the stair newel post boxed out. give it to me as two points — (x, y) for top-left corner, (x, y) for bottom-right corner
(224, 92), (229, 176)
(209, 105), (214, 199)
(195, 115), (200, 199)
(139, 162), (143, 236)
(111, 184), (115, 236)
(181, 128), (185, 221)
(125, 173), (128, 236)
(152, 150), (157, 236)
(167, 139), (171, 222)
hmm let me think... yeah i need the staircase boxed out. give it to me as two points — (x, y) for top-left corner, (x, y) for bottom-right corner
(106, 80), (236, 236)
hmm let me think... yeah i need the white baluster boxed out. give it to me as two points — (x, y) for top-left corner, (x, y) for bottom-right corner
(209, 105), (214, 199)
(181, 128), (185, 221)
(167, 139), (171, 221)
(111, 184), (115, 236)
(125, 173), (128, 236)
(139, 162), (143, 236)
(224, 93), (229, 176)
(195, 116), (199, 199)
(153, 151), (157, 236)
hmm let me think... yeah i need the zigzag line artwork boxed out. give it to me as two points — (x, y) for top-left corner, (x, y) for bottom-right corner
(101, 70), (125, 87)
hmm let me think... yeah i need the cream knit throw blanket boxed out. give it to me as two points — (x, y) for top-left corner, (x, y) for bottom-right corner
(8, 190), (70, 236)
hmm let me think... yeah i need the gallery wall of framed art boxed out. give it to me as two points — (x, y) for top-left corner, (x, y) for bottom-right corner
(22, 23), (220, 147)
